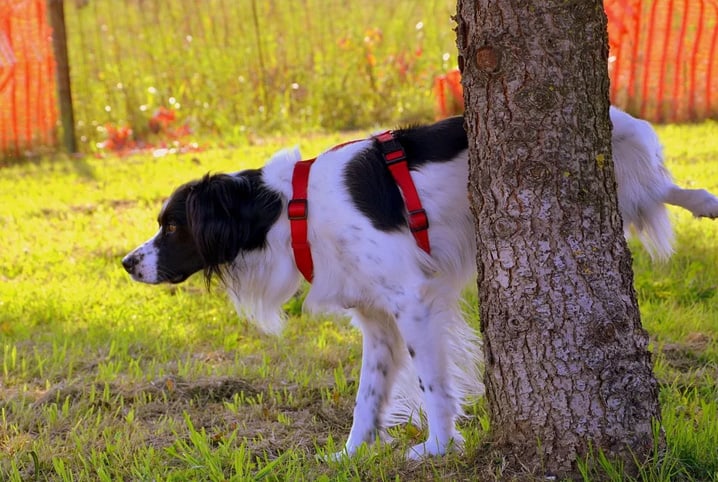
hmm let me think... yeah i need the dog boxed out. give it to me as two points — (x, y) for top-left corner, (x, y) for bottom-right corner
(122, 107), (718, 459)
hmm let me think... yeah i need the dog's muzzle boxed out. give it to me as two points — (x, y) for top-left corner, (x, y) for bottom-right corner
(121, 253), (143, 279)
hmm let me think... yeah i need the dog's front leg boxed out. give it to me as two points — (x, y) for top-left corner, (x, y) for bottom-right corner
(336, 311), (400, 457)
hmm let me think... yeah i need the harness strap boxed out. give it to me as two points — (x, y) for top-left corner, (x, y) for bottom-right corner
(288, 159), (315, 282)
(289, 133), (431, 283)
(375, 130), (431, 254)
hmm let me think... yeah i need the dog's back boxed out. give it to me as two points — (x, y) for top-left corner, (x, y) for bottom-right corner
(123, 109), (718, 459)
(295, 117), (475, 315)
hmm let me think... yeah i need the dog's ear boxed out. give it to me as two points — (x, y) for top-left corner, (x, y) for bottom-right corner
(186, 174), (253, 282)
(185, 172), (282, 284)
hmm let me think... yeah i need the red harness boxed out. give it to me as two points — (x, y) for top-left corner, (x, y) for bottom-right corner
(288, 131), (430, 282)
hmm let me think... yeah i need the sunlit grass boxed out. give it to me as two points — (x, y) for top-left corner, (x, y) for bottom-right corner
(1, 125), (718, 480)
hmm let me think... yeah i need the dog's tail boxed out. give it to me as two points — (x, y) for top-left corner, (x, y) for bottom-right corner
(610, 107), (675, 261)
(627, 201), (675, 261)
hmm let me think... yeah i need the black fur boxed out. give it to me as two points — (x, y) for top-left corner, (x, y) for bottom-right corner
(391, 115), (467, 168)
(156, 170), (282, 284)
(343, 116), (467, 232)
(153, 182), (205, 284)
(343, 149), (406, 231)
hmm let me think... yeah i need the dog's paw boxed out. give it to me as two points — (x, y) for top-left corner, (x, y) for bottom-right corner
(693, 195), (718, 218)
(406, 433), (464, 460)
(321, 440), (368, 462)
(686, 190), (718, 218)
(322, 431), (395, 462)
(379, 430), (395, 445)
(323, 449), (350, 462)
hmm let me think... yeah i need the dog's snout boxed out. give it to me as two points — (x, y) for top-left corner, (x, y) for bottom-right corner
(122, 254), (138, 273)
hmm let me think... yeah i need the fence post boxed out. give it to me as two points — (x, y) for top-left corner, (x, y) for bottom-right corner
(48, 0), (76, 153)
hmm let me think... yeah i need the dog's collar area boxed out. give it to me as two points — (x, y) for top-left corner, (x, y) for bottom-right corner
(288, 131), (432, 283)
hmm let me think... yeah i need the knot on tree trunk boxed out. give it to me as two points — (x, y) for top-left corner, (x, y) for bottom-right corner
(476, 46), (501, 73)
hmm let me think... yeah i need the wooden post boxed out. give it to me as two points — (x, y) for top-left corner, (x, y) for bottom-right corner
(48, 0), (77, 153)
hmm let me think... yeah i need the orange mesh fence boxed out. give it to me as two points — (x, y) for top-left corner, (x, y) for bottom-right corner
(607, 0), (718, 122)
(2, 1), (718, 158)
(436, 0), (718, 123)
(0, 0), (57, 157)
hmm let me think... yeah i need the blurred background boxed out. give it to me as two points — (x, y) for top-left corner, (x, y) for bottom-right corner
(1, 0), (718, 158)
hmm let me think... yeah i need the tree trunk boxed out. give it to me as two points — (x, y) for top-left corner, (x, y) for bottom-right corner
(455, 1), (662, 476)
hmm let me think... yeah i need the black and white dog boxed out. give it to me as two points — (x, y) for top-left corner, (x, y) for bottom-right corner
(122, 107), (718, 458)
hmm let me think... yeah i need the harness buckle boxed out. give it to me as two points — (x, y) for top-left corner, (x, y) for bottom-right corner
(287, 199), (308, 220)
(376, 131), (407, 165)
(409, 209), (429, 232)
(384, 149), (407, 165)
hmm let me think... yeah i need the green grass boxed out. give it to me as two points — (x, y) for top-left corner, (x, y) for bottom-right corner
(1, 124), (718, 481)
(61, 0), (458, 152)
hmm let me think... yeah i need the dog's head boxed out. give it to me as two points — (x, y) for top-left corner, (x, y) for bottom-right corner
(122, 170), (282, 285)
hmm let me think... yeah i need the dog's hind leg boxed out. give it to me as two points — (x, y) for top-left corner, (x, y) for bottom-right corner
(392, 299), (465, 459)
(338, 310), (403, 456)
(664, 185), (718, 219)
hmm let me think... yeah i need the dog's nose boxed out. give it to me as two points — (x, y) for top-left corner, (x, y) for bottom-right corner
(121, 254), (138, 273)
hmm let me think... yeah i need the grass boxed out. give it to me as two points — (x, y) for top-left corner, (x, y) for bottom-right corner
(1, 123), (718, 481)
(61, 0), (458, 152)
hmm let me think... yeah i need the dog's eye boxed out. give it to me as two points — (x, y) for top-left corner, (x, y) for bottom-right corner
(165, 223), (177, 235)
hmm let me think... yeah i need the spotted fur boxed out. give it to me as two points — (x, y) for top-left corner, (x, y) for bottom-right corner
(123, 109), (718, 459)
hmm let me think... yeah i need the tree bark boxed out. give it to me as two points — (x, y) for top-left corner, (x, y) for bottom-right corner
(456, 0), (662, 476)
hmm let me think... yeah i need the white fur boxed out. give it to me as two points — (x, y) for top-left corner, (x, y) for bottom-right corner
(231, 108), (718, 458)
(222, 148), (304, 335)
(124, 229), (162, 283)
(226, 140), (482, 458)
(127, 108), (718, 459)
(610, 106), (718, 258)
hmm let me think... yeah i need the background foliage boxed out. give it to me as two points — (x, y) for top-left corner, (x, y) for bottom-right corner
(64, 0), (456, 150)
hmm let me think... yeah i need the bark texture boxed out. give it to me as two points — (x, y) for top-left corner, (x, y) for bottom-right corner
(455, 0), (662, 476)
